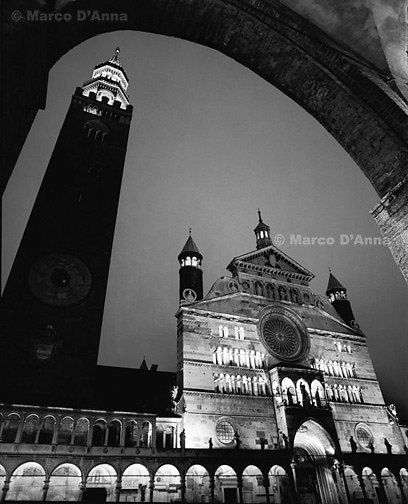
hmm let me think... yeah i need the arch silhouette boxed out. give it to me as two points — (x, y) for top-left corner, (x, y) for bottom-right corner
(3, 0), (408, 279)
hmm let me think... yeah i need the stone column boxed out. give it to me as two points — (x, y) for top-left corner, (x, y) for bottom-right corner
(149, 475), (154, 503)
(357, 473), (368, 502)
(180, 473), (186, 504)
(104, 424), (109, 446)
(115, 475), (122, 502)
(237, 474), (244, 504)
(263, 476), (270, 504)
(78, 481), (86, 502)
(377, 475), (389, 504)
(289, 462), (298, 504)
(87, 422), (93, 448)
(1, 480), (10, 502)
(338, 463), (351, 504)
(41, 478), (50, 501)
(209, 474), (215, 504)
(120, 419), (126, 447)
(151, 421), (157, 449)
(51, 418), (59, 445)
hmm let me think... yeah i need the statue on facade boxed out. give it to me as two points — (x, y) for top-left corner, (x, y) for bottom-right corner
(179, 429), (186, 450)
(349, 436), (357, 453)
(208, 437), (213, 449)
(234, 432), (241, 449)
(384, 438), (392, 454)
(169, 385), (179, 413)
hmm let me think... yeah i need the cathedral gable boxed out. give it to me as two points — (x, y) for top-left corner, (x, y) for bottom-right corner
(227, 245), (314, 286)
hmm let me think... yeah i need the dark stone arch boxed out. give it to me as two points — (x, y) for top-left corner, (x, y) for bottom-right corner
(3, 0), (408, 280)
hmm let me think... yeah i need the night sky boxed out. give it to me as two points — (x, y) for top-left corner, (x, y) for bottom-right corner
(3, 31), (407, 421)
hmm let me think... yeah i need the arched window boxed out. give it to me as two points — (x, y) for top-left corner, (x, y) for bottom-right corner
(249, 350), (256, 369)
(107, 420), (121, 447)
(153, 465), (181, 502)
(7, 462), (45, 501)
(218, 326), (223, 338)
(214, 466), (237, 502)
(216, 347), (223, 366)
(140, 421), (152, 447)
(186, 465), (210, 503)
(310, 380), (325, 407)
(296, 379), (311, 407)
(1, 413), (20, 443)
(222, 347), (229, 365)
(58, 417), (74, 445)
(239, 327), (245, 340)
(122, 464), (150, 501)
(269, 466), (290, 504)
(281, 378), (297, 405)
(278, 285), (288, 301)
(47, 463), (82, 501)
(266, 283), (275, 299)
(239, 349), (246, 367)
(92, 419), (107, 446)
(74, 417), (89, 446)
(223, 326), (229, 338)
(86, 464), (117, 501)
(255, 282), (264, 297)
(38, 415), (55, 444)
(243, 466), (265, 502)
(21, 414), (39, 444)
(185, 256), (191, 266)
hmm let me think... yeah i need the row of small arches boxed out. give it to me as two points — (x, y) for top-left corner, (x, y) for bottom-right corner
(217, 326), (245, 339)
(0, 414), (153, 448)
(311, 358), (356, 378)
(272, 378), (326, 408)
(0, 462), (290, 502)
(242, 281), (324, 309)
(214, 373), (270, 396)
(212, 346), (265, 369)
(345, 466), (408, 504)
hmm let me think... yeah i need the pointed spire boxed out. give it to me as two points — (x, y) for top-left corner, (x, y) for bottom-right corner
(254, 209), (272, 249)
(326, 271), (347, 296)
(179, 232), (202, 259)
(109, 46), (121, 66)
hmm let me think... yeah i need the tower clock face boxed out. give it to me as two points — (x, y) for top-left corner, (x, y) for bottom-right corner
(183, 288), (197, 302)
(28, 254), (92, 306)
(257, 305), (310, 362)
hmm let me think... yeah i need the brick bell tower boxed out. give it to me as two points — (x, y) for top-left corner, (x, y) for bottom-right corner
(1, 48), (133, 406)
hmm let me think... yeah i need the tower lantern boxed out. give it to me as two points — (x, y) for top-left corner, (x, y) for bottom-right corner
(178, 230), (203, 304)
(254, 209), (272, 249)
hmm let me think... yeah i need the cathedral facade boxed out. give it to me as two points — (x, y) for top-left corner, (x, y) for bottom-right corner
(0, 52), (407, 503)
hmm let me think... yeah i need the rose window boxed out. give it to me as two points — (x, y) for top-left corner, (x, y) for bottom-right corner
(258, 305), (310, 362)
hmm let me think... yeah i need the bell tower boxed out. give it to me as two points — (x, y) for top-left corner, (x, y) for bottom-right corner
(178, 231), (203, 304)
(0, 49), (133, 405)
(326, 270), (359, 329)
